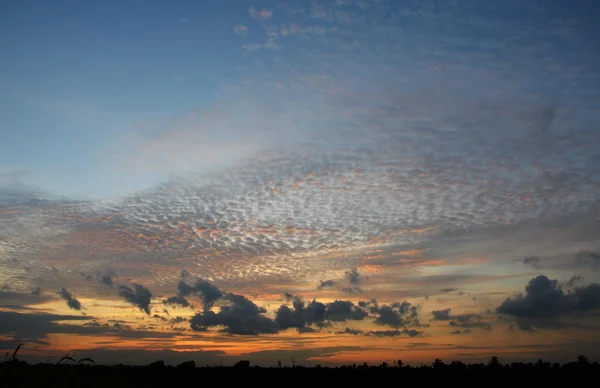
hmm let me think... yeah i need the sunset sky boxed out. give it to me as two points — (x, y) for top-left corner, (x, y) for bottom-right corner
(1, 0), (600, 366)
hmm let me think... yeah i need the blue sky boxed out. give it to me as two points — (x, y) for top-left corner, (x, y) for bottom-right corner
(1, 0), (255, 197)
(1, 0), (600, 366)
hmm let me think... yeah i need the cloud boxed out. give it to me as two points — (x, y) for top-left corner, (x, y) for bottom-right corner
(170, 272), (223, 312)
(190, 292), (278, 335)
(451, 329), (472, 335)
(335, 327), (421, 337)
(496, 275), (600, 331)
(275, 297), (326, 330)
(431, 308), (491, 330)
(0, 291), (54, 310)
(31, 287), (41, 296)
(575, 251), (600, 269)
(234, 24), (248, 36)
(317, 268), (364, 294)
(567, 274), (582, 286)
(0, 310), (92, 343)
(0, 311), (177, 345)
(336, 327), (362, 335)
(249, 7), (273, 20)
(325, 300), (368, 322)
(170, 316), (187, 325)
(317, 280), (336, 290)
(345, 268), (362, 286)
(516, 256), (541, 269)
(118, 284), (153, 315)
(369, 329), (421, 337)
(57, 288), (82, 310)
(370, 301), (420, 328)
(164, 296), (190, 307)
(100, 271), (115, 287)
(275, 296), (369, 332)
(342, 268), (363, 293)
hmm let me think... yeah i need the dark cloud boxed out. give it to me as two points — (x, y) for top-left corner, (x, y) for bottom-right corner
(101, 273), (114, 287)
(431, 309), (452, 320)
(57, 288), (82, 310)
(0, 310), (92, 343)
(567, 274), (582, 286)
(81, 273), (93, 281)
(275, 296), (369, 332)
(439, 288), (457, 293)
(325, 300), (368, 322)
(164, 296), (190, 307)
(402, 329), (422, 337)
(0, 311), (177, 344)
(31, 287), (41, 296)
(0, 291), (54, 309)
(496, 275), (600, 331)
(317, 280), (336, 289)
(370, 301), (419, 328)
(297, 326), (317, 333)
(190, 291), (278, 335)
(166, 272), (222, 312)
(368, 329), (402, 337)
(431, 308), (490, 330)
(516, 256), (541, 269)
(529, 104), (556, 135)
(345, 268), (362, 286)
(170, 316), (187, 325)
(451, 329), (472, 335)
(118, 284), (153, 315)
(316, 269), (364, 294)
(343, 268), (363, 293)
(336, 327), (363, 335)
(575, 251), (600, 269)
(335, 328), (421, 337)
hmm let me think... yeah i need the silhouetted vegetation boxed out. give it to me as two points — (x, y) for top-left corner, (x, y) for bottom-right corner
(1, 353), (597, 387)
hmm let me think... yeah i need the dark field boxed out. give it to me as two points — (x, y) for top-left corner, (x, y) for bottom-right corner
(1, 358), (597, 387)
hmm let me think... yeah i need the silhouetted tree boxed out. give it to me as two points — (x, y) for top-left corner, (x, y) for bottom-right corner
(432, 358), (445, 370)
(450, 360), (466, 370)
(488, 356), (501, 369)
(577, 355), (589, 365)
(177, 360), (195, 369)
(234, 360), (250, 368)
(535, 359), (550, 369)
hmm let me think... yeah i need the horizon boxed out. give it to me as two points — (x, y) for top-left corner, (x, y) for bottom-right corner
(2, 0), (600, 367)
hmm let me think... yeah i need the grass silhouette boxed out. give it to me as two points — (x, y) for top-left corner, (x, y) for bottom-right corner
(1, 347), (597, 387)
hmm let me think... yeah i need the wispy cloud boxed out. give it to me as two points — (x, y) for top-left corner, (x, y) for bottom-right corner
(234, 24), (248, 36)
(249, 7), (273, 21)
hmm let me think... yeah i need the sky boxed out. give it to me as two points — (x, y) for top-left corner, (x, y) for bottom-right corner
(1, 0), (600, 367)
